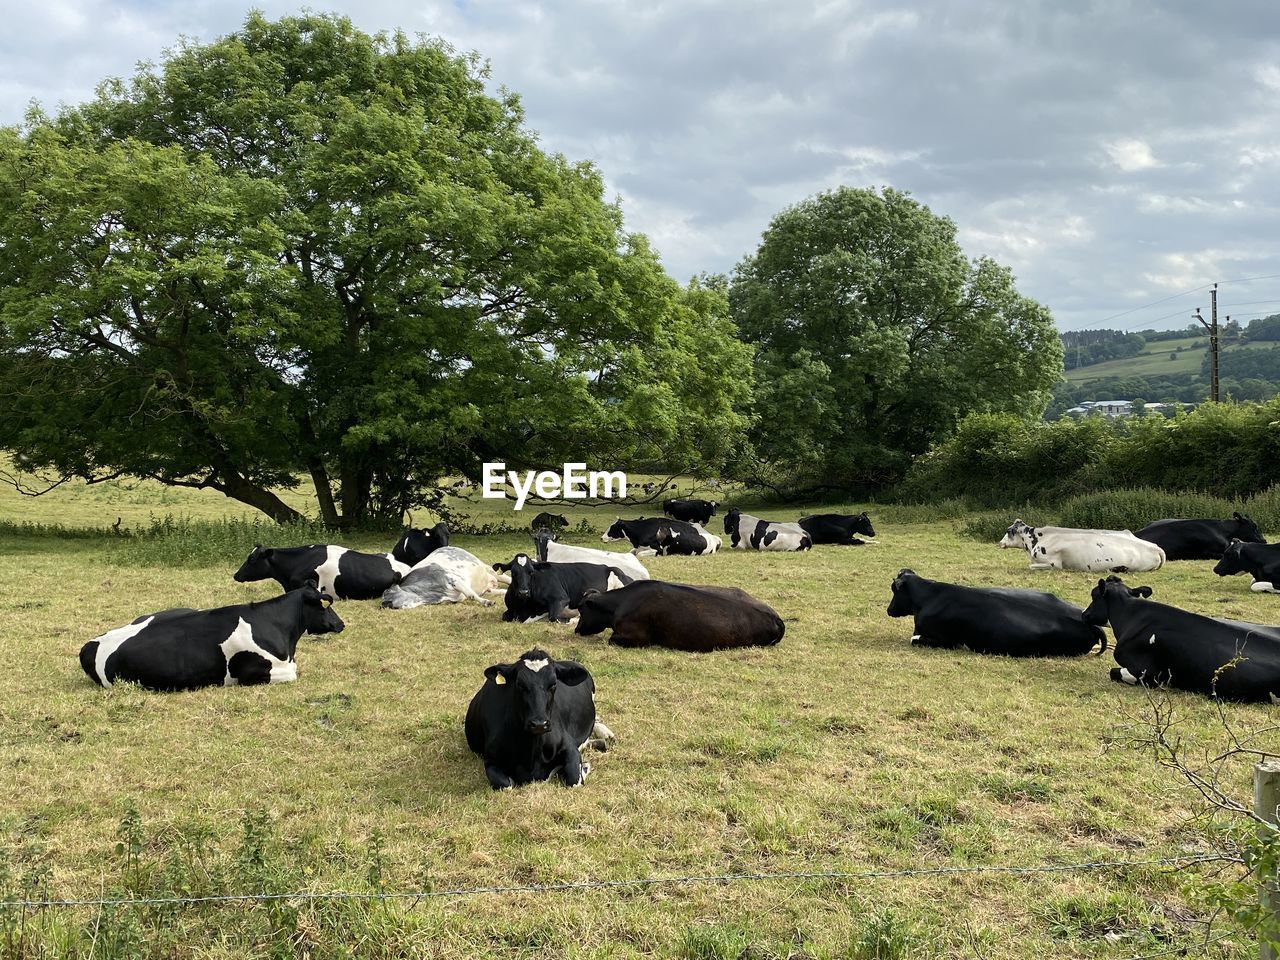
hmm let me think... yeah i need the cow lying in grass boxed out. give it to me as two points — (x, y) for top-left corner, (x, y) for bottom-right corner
(574, 581), (785, 651)
(381, 547), (504, 609)
(887, 569), (1105, 657)
(723, 508), (811, 551)
(1214, 539), (1280, 593)
(80, 585), (344, 691)
(464, 648), (614, 789)
(1083, 575), (1280, 702)
(999, 520), (1165, 572)
(234, 543), (410, 600)
(493, 554), (633, 623)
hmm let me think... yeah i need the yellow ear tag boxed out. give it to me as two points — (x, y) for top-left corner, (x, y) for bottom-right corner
(321, 597), (332, 608)
(494, 674), (506, 685)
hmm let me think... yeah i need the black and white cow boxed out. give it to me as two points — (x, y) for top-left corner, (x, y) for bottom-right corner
(234, 543), (410, 600)
(887, 569), (1105, 657)
(79, 585), (344, 691)
(722, 508), (811, 552)
(1134, 513), (1266, 560)
(574, 580), (784, 651)
(531, 528), (651, 580)
(1214, 539), (1280, 593)
(381, 547), (504, 609)
(798, 512), (876, 545)
(602, 517), (719, 555)
(493, 554), (633, 623)
(1083, 575), (1280, 701)
(464, 648), (613, 789)
(390, 523), (450, 567)
(662, 498), (718, 524)
(529, 512), (569, 534)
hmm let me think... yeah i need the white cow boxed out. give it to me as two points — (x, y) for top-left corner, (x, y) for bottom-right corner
(380, 547), (505, 609)
(1001, 519), (1165, 572)
(531, 529), (651, 580)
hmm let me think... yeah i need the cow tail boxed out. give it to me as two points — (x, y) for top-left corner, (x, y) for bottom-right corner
(610, 566), (635, 586)
(1092, 626), (1108, 655)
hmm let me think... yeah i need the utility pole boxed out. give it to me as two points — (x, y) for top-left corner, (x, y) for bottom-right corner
(1194, 283), (1220, 402)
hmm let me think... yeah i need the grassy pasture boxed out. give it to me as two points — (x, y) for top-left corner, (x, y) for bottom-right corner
(0, 479), (1274, 958)
(1062, 335), (1271, 384)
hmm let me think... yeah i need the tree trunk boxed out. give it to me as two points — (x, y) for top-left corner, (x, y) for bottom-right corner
(308, 460), (340, 528)
(216, 470), (304, 525)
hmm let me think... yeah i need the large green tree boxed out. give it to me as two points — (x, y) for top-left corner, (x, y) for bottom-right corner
(0, 13), (751, 525)
(728, 186), (1061, 491)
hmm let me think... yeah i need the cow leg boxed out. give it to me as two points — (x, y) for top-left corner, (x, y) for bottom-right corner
(1110, 667), (1141, 685)
(226, 650), (277, 686)
(581, 720), (616, 753)
(1028, 562), (1055, 570)
(547, 597), (573, 623)
(1251, 581), (1279, 593)
(451, 578), (493, 607)
(483, 761), (516, 791)
(558, 746), (589, 787)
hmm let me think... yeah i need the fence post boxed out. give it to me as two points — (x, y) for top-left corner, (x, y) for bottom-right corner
(1257, 760), (1280, 960)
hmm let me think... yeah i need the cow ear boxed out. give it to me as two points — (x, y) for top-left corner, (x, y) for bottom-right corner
(579, 588), (602, 607)
(492, 562), (510, 573)
(554, 661), (591, 686)
(259, 547), (274, 560)
(484, 663), (515, 685)
(1135, 586), (1153, 598)
(1234, 511), (1244, 521)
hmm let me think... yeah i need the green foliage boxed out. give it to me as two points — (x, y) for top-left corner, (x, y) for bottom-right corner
(728, 186), (1061, 492)
(906, 401), (1280, 506)
(1060, 329), (1146, 370)
(840, 909), (919, 960)
(0, 12), (751, 526)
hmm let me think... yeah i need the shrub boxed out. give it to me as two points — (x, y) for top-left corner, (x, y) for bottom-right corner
(902, 400), (1280, 507)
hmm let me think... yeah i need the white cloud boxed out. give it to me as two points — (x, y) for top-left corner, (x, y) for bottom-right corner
(1105, 138), (1160, 172)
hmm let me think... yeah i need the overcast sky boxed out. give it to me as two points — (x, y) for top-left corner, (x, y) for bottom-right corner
(4, 0), (1280, 331)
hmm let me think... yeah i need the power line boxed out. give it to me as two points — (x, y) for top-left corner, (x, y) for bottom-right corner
(1085, 273), (1280, 330)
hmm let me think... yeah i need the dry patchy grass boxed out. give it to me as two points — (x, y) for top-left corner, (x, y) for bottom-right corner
(0, 487), (1273, 957)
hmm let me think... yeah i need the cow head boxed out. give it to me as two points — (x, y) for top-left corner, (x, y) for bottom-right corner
(1083, 575), (1152, 626)
(574, 589), (615, 635)
(708, 501), (719, 515)
(233, 544), (275, 583)
(601, 519), (628, 543)
(393, 523), (450, 567)
(1214, 539), (1249, 577)
(886, 569), (918, 617)
(722, 507), (740, 535)
(484, 649), (591, 735)
(493, 554), (536, 600)
(301, 583), (345, 636)
(854, 512), (876, 538)
(1232, 512), (1266, 545)
(998, 520), (1032, 550)
(531, 527), (556, 561)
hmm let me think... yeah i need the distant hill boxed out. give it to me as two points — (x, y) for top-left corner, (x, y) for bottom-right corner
(1047, 316), (1280, 418)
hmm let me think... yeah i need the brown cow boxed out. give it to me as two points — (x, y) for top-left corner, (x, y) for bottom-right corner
(573, 581), (784, 651)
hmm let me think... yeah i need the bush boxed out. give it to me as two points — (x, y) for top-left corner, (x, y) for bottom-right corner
(902, 401), (1280, 507)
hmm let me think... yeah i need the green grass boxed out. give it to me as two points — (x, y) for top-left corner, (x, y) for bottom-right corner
(0, 477), (1271, 957)
(1063, 336), (1272, 384)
